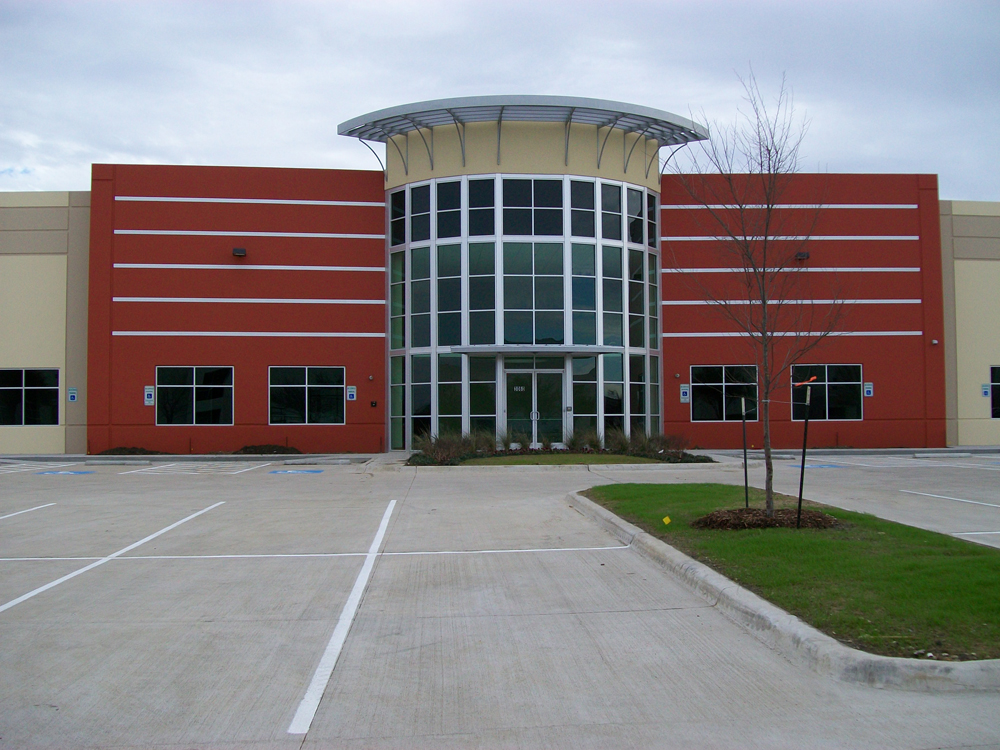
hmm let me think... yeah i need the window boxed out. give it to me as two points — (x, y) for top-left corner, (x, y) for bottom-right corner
(602, 246), (623, 346)
(603, 353), (624, 433)
(646, 193), (658, 249)
(647, 253), (659, 348)
(691, 366), (757, 422)
(628, 249), (645, 347)
(269, 367), (345, 424)
(629, 354), (646, 433)
(627, 188), (644, 245)
(390, 251), (405, 349)
(649, 355), (660, 432)
(411, 354), (431, 439)
(390, 356), (405, 449)
(437, 181), (461, 239)
(437, 244), (461, 346)
(469, 179), (495, 236)
(390, 191), (405, 246)
(469, 355), (496, 434)
(791, 365), (862, 421)
(437, 354), (462, 435)
(573, 356), (598, 435)
(503, 178), (563, 236)
(601, 184), (622, 241)
(503, 242), (564, 345)
(410, 246), (431, 348)
(0, 369), (58, 426)
(468, 242), (495, 345)
(156, 367), (233, 425)
(571, 243), (596, 345)
(410, 185), (430, 243)
(570, 181), (595, 237)
(993, 367), (1000, 419)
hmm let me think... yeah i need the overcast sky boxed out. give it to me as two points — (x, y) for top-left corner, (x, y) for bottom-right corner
(2, 1), (998, 199)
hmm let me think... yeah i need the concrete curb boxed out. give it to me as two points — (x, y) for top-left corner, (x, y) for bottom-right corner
(565, 490), (1000, 692)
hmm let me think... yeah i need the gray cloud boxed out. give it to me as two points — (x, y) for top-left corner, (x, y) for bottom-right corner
(1, 0), (997, 199)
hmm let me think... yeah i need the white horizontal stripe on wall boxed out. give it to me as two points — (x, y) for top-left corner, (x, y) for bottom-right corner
(114, 230), (384, 239)
(661, 299), (922, 306)
(112, 331), (386, 338)
(113, 263), (385, 272)
(662, 330), (923, 338)
(116, 196), (385, 207)
(661, 204), (918, 210)
(113, 297), (384, 305)
(662, 235), (919, 242)
(662, 266), (921, 274)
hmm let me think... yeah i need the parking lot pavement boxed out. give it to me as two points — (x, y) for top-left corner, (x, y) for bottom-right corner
(763, 453), (1000, 549)
(1, 461), (999, 749)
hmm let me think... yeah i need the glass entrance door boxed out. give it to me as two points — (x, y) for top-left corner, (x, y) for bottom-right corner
(504, 367), (564, 447)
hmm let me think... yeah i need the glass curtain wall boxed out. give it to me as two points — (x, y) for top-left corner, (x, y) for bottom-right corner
(386, 174), (661, 450)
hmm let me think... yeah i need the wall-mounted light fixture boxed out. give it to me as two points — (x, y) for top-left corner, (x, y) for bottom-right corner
(233, 247), (247, 257)
(795, 251), (810, 261)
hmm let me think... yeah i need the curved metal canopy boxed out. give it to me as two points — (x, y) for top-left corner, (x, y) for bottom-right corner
(338, 95), (708, 146)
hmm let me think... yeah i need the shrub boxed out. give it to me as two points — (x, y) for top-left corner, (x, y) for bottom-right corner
(604, 427), (630, 454)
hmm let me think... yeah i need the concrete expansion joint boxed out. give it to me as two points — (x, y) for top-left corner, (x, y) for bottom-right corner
(566, 490), (1000, 692)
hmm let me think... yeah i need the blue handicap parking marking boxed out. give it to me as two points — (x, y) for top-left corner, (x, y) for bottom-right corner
(36, 470), (95, 475)
(269, 469), (324, 474)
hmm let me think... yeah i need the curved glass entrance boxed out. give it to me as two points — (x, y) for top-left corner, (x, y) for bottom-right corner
(504, 357), (564, 446)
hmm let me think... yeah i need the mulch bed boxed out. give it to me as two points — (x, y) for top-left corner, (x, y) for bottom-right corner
(692, 507), (839, 530)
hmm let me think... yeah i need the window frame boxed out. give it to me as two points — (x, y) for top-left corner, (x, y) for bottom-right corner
(268, 366), (347, 426)
(992, 367), (1000, 419)
(790, 364), (863, 422)
(689, 365), (759, 423)
(0, 368), (59, 426)
(155, 366), (234, 426)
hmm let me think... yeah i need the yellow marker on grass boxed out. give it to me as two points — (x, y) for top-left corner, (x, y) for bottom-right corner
(663, 516), (671, 526)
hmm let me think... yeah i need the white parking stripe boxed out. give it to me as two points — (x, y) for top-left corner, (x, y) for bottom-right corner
(900, 490), (1000, 509)
(953, 531), (1000, 536)
(288, 499), (396, 735)
(0, 503), (56, 520)
(0, 502), (225, 614)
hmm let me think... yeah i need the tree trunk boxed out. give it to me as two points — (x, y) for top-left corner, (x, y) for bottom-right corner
(762, 392), (774, 516)
(761, 330), (775, 516)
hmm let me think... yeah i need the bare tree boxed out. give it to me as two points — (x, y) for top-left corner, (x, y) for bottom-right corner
(668, 71), (844, 515)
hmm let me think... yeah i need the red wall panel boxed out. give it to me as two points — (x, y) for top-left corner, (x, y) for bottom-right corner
(659, 173), (945, 449)
(88, 164), (387, 455)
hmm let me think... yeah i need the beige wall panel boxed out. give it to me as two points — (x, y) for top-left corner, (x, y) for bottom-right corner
(0, 207), (70, 231)
(0, 427), (65, 455)
(951, 200), (1000, 218)
(953, 259), (1000, 444)
(69, 191), (91, 207)
(65, 425), (86, 454)
(65, 205), (90, 429)
(952, 216), (1000, 238)
(953, 238), (1000, 259)
(0, 192), (68, 208)
(386, 121), (661, 191)
(0, 254), (67, 368)
(0, 230), (67, 255)
(957, 419), (1000, 447)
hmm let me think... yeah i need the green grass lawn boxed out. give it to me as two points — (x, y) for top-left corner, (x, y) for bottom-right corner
(461, 453), (661, 466)
(584, 483), (1000, 660)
